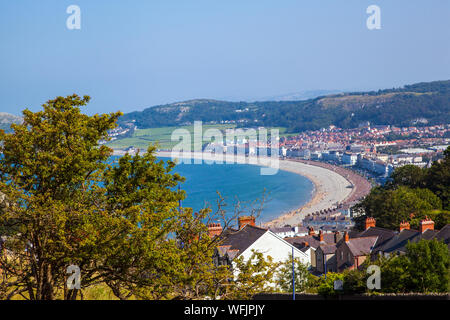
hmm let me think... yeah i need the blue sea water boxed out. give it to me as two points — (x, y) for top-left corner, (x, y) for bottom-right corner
(163, 158), (314, 223)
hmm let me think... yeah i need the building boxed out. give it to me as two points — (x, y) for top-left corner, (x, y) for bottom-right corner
(285, 228), (344, 272)
(335, 232), (378, 271)
(316, 244), (338, 273)
(377, 218), (450, 256)
(213, 216), (310, 270)
(302, 212), (354, 231)
(342, 152), (358, 166)
(356, 217), (450, 259)
(269, 226), (309, 238)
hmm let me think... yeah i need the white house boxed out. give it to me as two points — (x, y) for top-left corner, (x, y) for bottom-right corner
(212, 216), (310, 268)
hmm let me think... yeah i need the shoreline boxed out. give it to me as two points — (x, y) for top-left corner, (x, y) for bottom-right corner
(112, 149), (371, 227)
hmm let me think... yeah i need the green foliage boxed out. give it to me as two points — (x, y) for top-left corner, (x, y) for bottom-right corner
(0, 95), (278, 300)
(0, 94), (124, 300)
(428, 210), (450, 229)
(357, 186), (441, 230)
(371, 239), (450, 293)
(106, 124), (237, 150)
(388, 165), (428, 189)
(275, 255), (314, 293)
(224, 251), (279, 300)
(404, 239), (450, 293)
(118, 80), (450, 132)
(426, 147), (450, 210)
(358, 146), (450, 230)
(317, 272), (345, 296)
(342, 269), (368, 295)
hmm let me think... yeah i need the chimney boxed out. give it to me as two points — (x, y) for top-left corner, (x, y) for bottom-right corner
(303, 241), (309, 247)
(308, 227), (315, 236)
(364, 217), (376, 230)
(319, 230), (324, 242)
(207, 223), (223, 238)
(238, 216), (255, 230)
(419, 217), (434, 233)
(344, 231), (349, 242)
(399, 221), (410, 232)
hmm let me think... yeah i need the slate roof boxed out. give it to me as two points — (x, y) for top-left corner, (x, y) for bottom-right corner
(345, 236), (378, 256)
(318, 244), (337, 254)
(320, 225), (353, 232)
(285, 236), (321, 249)
(297, 226), (309, 233)
(322, 233), (337, 244)
(357, 227), (396, 252)
(284, 232), (342, 249)
(348, 230), (361, 239)
(372, 224), (450, 255)
(218, 224), (268, 257)
(378, 229), (419, 254)
(434, 224), (450, 250)
(378, 229), (437, 254)
(270, 226), (294, 233)
(299, 246), (310, 253)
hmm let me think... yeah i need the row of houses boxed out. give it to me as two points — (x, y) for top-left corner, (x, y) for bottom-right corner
(301, 212), (354, 232)
(287, 217), (449, 274)
(210, 216), (450, 277)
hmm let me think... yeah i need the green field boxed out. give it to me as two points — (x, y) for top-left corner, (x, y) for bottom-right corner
(106, 124), (237, 150)
(106, 125), (297, 150)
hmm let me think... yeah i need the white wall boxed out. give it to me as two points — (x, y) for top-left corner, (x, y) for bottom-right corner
(238, 231), (309, 265)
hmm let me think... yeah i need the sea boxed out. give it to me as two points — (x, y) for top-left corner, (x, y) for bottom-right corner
(160, 157), (314, 223)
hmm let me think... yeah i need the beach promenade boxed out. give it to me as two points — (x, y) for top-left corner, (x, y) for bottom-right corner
(265, 159), (372, 227)
(113, 149), (372, 228)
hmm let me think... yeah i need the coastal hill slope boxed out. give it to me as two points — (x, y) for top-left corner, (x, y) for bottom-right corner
(0, 112), (22, 132)
(119, 80), (450, 133)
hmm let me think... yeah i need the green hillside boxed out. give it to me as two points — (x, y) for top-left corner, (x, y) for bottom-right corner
(118, 80), (450, 133)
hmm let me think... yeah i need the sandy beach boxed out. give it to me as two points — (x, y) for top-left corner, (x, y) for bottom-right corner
(113, 149), (369, 228)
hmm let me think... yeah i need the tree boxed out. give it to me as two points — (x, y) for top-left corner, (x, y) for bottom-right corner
(425, 147), (450, 210)
(342, 268), (368, 294)
(221, 250), (279, 300)
(0, 95), (241, 300)
(0, 95), (125, 299)
(404, 239), (450, 293)
(428, 210), (450, 230)
(373, 255), (411, 293)
(317, 272), (345, 297)
(276, 255), (314, 293)
(388, 165), (427, 189)
(0, 94), (278, 300)
(372, 239), (450, 293)
(357, 186), (442, 230)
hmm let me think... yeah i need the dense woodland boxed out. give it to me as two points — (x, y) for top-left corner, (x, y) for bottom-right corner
(119, 80), (450, 132)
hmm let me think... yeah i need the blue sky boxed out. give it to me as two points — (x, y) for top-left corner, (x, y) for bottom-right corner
(1, 0), (449, 115)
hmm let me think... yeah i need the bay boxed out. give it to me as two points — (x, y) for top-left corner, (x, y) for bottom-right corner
(164, 158), (314, 224)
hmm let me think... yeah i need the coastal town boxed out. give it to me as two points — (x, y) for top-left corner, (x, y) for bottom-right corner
(1, 0), (449, 309)
(279, 123), (448, 182)
(148, 122), (449, 290)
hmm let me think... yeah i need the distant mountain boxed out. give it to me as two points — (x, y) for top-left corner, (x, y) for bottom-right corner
(119, 80), (450, 132)
(0, 112), (22, 132)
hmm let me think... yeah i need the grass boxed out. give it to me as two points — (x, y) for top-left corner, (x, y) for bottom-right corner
(107, 124), (298, 150)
